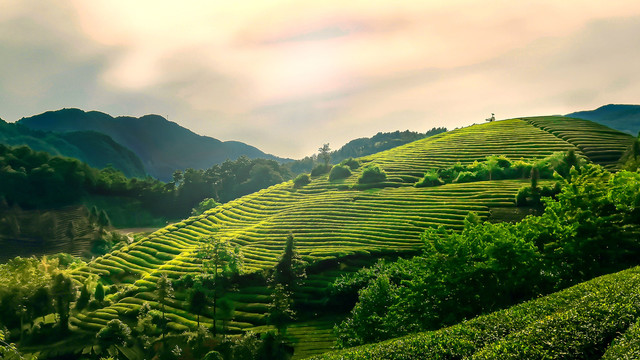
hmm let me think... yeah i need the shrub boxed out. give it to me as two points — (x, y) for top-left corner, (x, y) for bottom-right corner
(340, 158), (360, 170)
(192, 198), (221, 216)
(329, 165), (352, 181)
(415, 170), (444, 188)
(515, 187), (530, 206)
(311, 164), (332, 177)
(96, 319), (131, 347)
(452, 171), (478, 183)
(358, 165), (387, 184)
(293, 173), (311, 188)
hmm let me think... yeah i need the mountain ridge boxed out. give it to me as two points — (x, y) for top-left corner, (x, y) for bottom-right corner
(17, 108), (289, 181)
(566, 103), (640, 135)
(0, 119), (146, 177)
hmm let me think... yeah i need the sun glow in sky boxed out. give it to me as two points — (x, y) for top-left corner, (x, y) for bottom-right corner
(1, 0), (640, 157)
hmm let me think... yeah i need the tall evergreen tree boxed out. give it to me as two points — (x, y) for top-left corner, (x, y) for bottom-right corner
(94, 282), (105, 303)
(270, 234), (306, 291)
(156, 273), (174, 343)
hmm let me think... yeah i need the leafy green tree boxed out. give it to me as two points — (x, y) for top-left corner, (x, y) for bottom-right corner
(0, 330), (26, 360)
(318, 143), (331, 166)
(328, 164), (351, 181)
(292, 173), (310, 188)
(270, 234), (306, 292)
(268, 284), (295, 335)
(564, 148), (578, 171)
(486, 155), (500, 180)
(30, 285), (53, 322)
(96, 319), (131, 355)
(188, 286), (208, 328)
(51, 273), (76, 332)
(76, 284), (90, 310)
(172, 170), (183, 188)
(358, 164), (387, 184)
(95, 282), (105, 303)
(218, 297), (235, 335)
(191, 198), (221, 216)
(156, 273), (174, 342)
(196, 236), (243, 336)
(335, 275), (397, 348)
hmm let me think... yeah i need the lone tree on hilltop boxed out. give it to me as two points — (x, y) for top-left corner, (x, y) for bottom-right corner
(485, 113), (495, 122)
(318, 143), (331, 167)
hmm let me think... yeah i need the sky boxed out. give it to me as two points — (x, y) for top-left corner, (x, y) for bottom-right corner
(1, 1), (639, 158)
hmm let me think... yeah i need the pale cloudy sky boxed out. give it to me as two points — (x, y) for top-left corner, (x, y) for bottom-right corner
(1, 0), (639, 158)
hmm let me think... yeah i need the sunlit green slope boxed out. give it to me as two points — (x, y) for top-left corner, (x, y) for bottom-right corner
(309, 265), (640, 360)
(525, 116), (634, 170)
(66, 118), (625, 349)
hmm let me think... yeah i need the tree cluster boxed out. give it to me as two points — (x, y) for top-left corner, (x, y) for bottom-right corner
(0, 255), (84, 344)
(415, 151), (583, 188)
(334, 165), (640, 347)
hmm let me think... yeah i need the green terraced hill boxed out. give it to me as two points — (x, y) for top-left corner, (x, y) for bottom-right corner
(524, 116), (634, 171)
(62, 117), (626, 358)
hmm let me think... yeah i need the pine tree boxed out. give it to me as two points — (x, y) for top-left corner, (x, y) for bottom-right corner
(270, 233), (306, 291)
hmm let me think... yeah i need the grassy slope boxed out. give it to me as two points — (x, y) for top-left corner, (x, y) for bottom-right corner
(524, 116), (634, 171)
(310, 266), (640, 360)
(63, 117), (628, 357)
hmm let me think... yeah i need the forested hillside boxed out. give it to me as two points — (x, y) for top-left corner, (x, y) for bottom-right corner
(0, 119), (146, 178)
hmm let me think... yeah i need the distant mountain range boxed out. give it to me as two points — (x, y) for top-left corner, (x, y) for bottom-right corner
(0, 119), (146, 178)
(566, 104), (640, 135)
(17, 108), (288, 181)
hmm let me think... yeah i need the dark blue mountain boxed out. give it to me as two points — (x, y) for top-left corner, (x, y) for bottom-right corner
(566, 104), (640, 135)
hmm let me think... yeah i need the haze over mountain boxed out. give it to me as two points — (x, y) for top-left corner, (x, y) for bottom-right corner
(3, 1), (640, 158)
(566, 104), (640, 135)
(18, 108), (288, 181)
(0, 118), (145, 177)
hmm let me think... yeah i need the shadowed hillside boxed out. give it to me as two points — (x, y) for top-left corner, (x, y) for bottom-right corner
(18, 108), (289, 181)
(566, 104), (640, 135)
(0, 119), (146, 178)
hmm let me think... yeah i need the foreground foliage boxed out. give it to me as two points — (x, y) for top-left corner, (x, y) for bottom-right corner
(334, 165), (640, 347)
(312, 265), (640, 360)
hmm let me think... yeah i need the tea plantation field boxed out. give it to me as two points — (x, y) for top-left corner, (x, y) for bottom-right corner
(310, 265), (640, 360)
(525, 116), (634, 171)
(63, 117), (632, 358)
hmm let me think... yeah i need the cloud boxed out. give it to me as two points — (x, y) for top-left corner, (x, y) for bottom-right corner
(2, 1), (640, 158)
